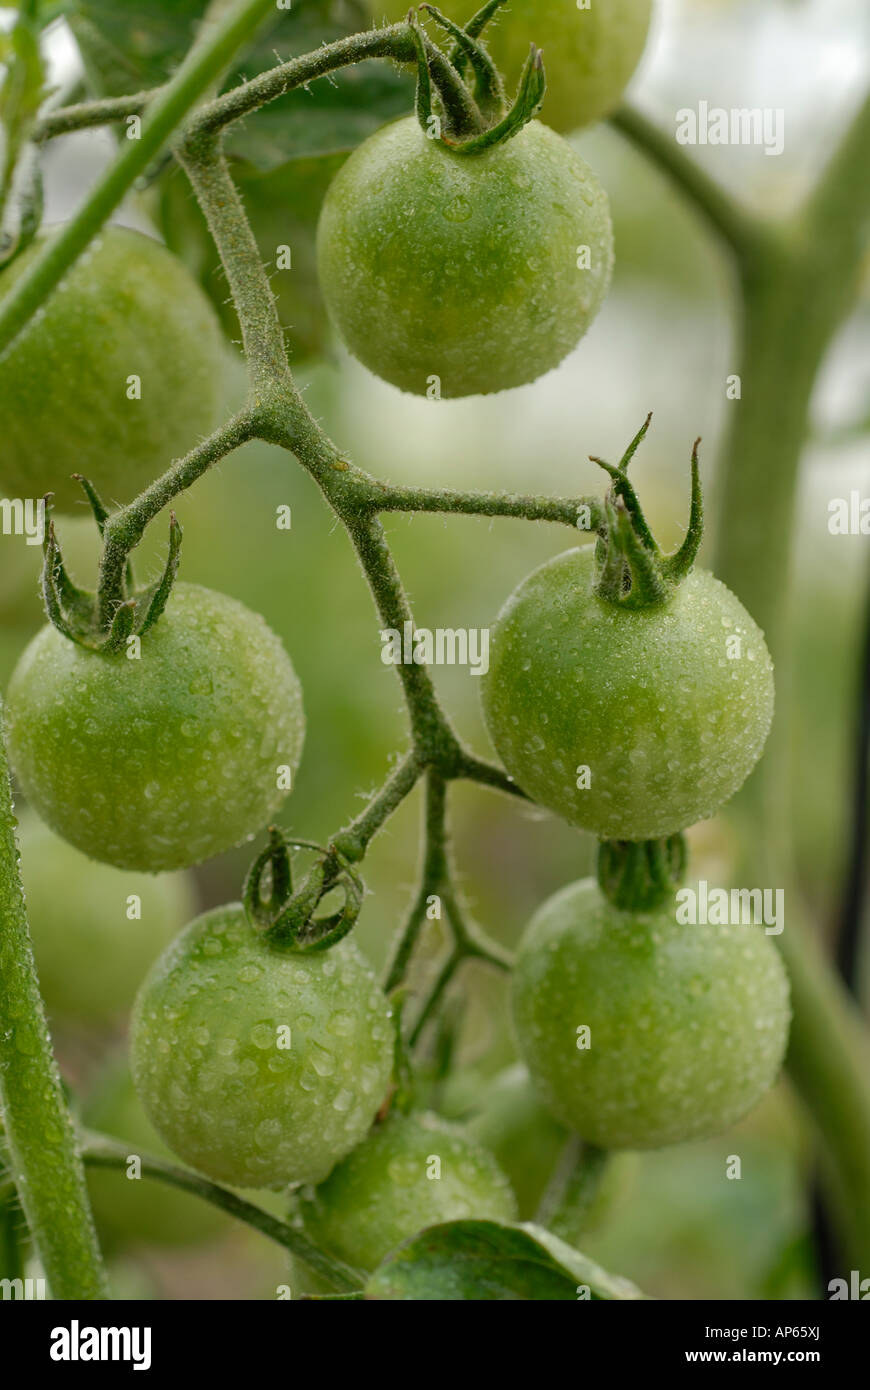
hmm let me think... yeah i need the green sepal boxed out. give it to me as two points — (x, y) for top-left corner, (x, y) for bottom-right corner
(38, 490), (185, 652)
(591, 418), (705, 610)
(244, 829), (366, 954)
(444, 43), (545, 154)
(421, 3), (505, 119)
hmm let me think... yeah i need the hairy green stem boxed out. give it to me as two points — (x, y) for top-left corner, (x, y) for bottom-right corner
(385, 772), (450, 991)
(409, 949), (463, 1045)
(80, 1133), (362, 1293)
(369, 479), (603, 529)
(97, 409), (259, 627)
(0, 0), (275, 357)
(34, 90), (155, 142)
(535, 1138), (611, 1239)
(0, 712), (107, 1298)
(175, 137), (290, 389)
(342, 511), (463, 758)
(332, 750), (423, 863)
(185, 26), (418, 139)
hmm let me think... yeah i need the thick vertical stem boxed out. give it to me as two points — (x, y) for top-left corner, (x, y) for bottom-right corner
(714, 235), (870, 1267)
(0, 711), (107, 1298)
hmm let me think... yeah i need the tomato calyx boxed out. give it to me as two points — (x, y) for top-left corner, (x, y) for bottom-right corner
(597, 834), (688, 913)
(408, 1), (545, 153)
(41, 478), (182, 652)
(243, 826), (364, 954)
(591, 415), (704, 611)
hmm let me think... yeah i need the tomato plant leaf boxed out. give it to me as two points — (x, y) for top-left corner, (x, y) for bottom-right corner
(364, 1220), (649, 1301)
(70, 0), (413, 165)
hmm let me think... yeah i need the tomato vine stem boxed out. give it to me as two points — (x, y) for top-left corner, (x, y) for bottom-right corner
(611, 89), (870, 1269)
(0, 713), (108, 1298)
(4, 8), (868, 1288)
(80, 1132), (364, 1294)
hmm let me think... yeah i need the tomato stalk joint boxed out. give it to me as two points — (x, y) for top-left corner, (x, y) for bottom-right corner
(597, 833), (688, 913)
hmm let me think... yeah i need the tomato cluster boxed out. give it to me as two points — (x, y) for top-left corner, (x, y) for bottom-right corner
(0, 0), (793, 1290)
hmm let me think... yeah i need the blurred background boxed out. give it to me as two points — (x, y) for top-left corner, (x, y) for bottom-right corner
(1, 0), (868, 1299)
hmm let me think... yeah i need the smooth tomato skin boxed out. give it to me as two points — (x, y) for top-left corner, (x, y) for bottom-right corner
(297, 1110), (517, 1274)
(130, 905), (394, 1189)
(16, 813), (195, 1026)
(316, 116), (613, 397)
(481, 546), (775, 840)
(5, 583), (305, 872)
(512, 878), (790, 1150)
(375, 0), (653, 133)
(0, 227), (226, 511)
(83, 1060), (231, 1250)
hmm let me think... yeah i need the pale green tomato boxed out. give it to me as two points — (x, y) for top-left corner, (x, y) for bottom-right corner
(512, 878), (790, 1149)
(130, 905), (394, 1188)
(465, 1063), (638, 1233)
(0, 227), (227, 511)
(375, 0), (654, 132)
(5, 583), (305, 872)
(481, 546), (775, 841)
(317, 116), (613, 397)
(297, 1110), (518, 1274)
(17, 813), (195, 1025)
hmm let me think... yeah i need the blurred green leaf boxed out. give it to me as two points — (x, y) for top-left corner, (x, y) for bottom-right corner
(71, 0), (413, 361)
(365, 1219), (648, 1301)
(70, 0), (412, 163)
(69, 0), (206, 95)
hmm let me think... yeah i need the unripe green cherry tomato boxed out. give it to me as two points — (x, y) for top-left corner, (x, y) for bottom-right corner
(83, 1059), (231, 1250)
(375, 0), (653, 133)
(0, 227), (227, 511)
(512, 878), (790, 1149)
(464, 1063), (637, 1233)
(465, 1064), (567, 1220)
(481, 546), (774, 840)
(16, 812), (195, 1026)
(297, 1110), (517, 1273)
(130, 904), (394, 1188)
(316, 116), (613, 397)
(5, 583), (305, 872)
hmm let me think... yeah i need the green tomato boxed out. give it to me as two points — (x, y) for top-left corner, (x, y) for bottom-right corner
(16, 812), (195, 1026)
(5, 582), (305, 872)
(316, 116), (613, 397)
(512, 878), (790, 1149)
(465, 1064), (567, 1220)
(375, 0), (653, 133)
(481, 546), (774, 841)
(297, 1110), (517, 1275)
(83, 1059), (231, 1250)
(0, 227), (227, 512)
(130, 904), (394, 1188)
(464, 1064), (637, 1233)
